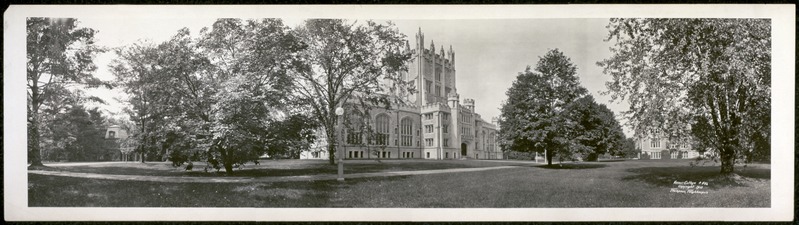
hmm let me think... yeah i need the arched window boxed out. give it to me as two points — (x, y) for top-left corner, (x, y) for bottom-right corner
(375, 114), (390, 145)
(488, 132), (495, 152)
(481, 131), (486, 150)
(400, 117), (413, 146)
(346, 113), (363, 145)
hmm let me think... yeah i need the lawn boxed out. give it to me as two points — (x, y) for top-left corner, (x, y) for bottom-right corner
(42, 159), (525, 177)
(28, 159), (770, 207)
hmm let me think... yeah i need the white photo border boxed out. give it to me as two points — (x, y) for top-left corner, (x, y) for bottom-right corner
(4, 4), (795, 221)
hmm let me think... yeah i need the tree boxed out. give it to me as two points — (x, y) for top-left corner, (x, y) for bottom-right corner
(197, 18), (313, 174)
(262, 114), (319, 159)
(111, 40), (169, 163)
(27, 18), (107, 168)
(37, 89), (82, 162)
(618, 137), (639, 159)
(112, 27), (216, 164)
(59, 105), (112, 161)
(561, 95), (628, 161)
(598, 18), (770, 174)
(498, 49), (588, 166)
(291, 19), (413, 165)
(148, 27), (215, 164)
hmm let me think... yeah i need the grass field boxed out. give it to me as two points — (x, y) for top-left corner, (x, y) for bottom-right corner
(41, 159), (522, 177)
(28, 159), (770, 207)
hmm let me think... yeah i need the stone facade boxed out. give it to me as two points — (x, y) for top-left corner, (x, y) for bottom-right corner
(300, 28), (502, 160)
(635, 136), (700, 160)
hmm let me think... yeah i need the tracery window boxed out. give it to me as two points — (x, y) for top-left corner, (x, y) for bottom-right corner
(650, 138), (660, 148)
(375, 114), (390, 145)
(400, 117), (413, 146)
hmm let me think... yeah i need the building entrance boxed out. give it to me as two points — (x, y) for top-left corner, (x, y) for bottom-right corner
(461, 143), (467, 157)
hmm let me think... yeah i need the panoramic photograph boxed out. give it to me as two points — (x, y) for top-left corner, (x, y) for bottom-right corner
(5, 5), (794, 222)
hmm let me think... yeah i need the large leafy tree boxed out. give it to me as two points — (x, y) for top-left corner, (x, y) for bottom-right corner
(499, 49), (588, 165)
(291, 19), (413, 165)
(27, 18), (107, 168)
(112, 32), (208, 163)
(198, 18), (313, 173)
(598, 18), (770, 174)
(619, 137), (639, 159)
(111, 40), (170, 162)
(562, 95), (627, 161)
(147, 27), (215, 163)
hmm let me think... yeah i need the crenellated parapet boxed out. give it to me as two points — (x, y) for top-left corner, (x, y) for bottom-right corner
(416, 31), (456, 69)
(463, 98), (475, 112)
(463, 98), (475, 105)
(421, 102), (450, 112)
(394, 103), (420, 113)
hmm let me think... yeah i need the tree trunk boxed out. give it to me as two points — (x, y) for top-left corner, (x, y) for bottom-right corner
(217, 145), (234, 175)
(327, 128), (336, 165)
(546, 149), (553, 166)
(224, 162), (234, 175)
(326, 115), (338, 165)
(140, 139), (146, 163)
(719, 148), (735, 174)
(28, 114), (45, 168)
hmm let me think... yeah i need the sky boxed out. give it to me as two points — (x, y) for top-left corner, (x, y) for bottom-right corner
(78, 17), (629, 135)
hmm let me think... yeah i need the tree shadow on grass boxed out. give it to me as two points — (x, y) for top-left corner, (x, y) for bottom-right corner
(596, 159), (627, 162)
(621, 166), (770, 189)
(54, 161), (483, 177)
(183, 162), (480, 177)
(534, 163), (607, 170)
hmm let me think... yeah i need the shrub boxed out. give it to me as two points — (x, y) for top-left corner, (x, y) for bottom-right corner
(168, 150), (189, 167)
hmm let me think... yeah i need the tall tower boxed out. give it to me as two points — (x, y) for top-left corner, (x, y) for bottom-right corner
(429, 39), (435, 105)
(449, 92), (461, 157)
(414, 28), (425, 106)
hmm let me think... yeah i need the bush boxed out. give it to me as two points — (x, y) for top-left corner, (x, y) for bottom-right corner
(168, 150), (189, 167)
(584, 153), (599, 161)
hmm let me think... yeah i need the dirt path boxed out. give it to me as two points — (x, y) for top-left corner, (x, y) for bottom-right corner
(28, 166), (521, 183)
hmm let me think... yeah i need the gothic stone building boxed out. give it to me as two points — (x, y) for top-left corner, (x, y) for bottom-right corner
(301, 29), (502, 160)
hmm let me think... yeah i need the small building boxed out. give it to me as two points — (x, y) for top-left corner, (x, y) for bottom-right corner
(104, 125), (137, 161)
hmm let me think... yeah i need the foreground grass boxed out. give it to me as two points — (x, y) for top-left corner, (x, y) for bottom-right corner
(29, 159), (769, 207)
